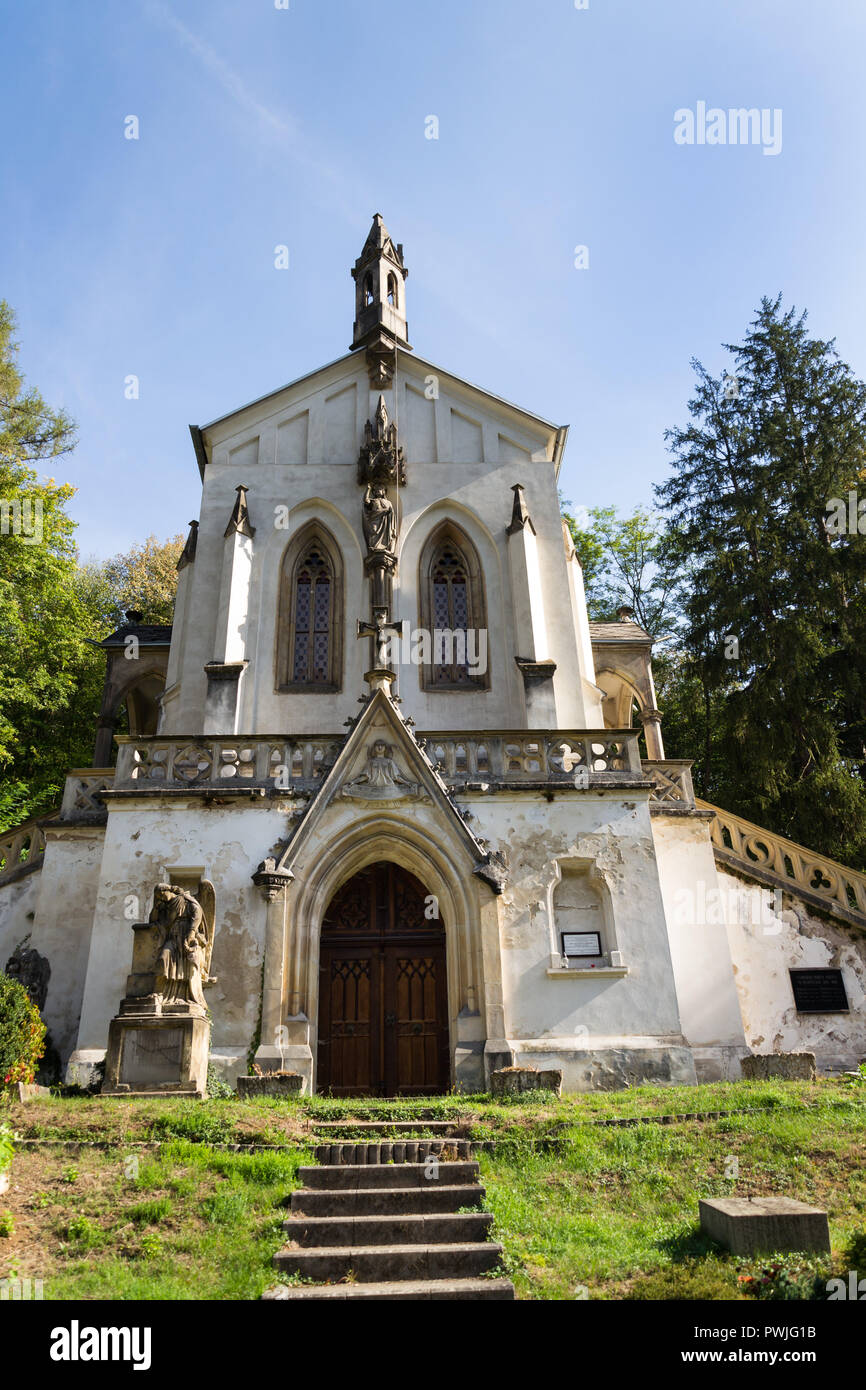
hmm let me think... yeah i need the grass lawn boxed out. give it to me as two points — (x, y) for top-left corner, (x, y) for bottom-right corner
(1, 1078), (863, 1300)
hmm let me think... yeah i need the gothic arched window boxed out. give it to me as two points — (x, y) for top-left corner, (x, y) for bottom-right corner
(419, 521), (489, 691)
(364, 274), (374, 307)
(276, 523), (343, 692)
(387, 273), (398, 307)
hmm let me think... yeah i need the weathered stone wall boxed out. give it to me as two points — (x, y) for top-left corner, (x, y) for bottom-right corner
(650, 814), (748, 1082)
(0, 868), (42, 977)
(69, 799), (288, 1083)
(717, 865), (866, 1072)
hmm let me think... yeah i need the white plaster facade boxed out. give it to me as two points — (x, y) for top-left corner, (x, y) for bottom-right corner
(1, 217), (863, 1092)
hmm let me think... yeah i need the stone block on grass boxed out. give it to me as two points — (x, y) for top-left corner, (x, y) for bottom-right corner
(490, 1067), (562, 1098)
(699, 1197), (830, 1254)
(740, 1053), (816, 1081)
(236, 1073), (305, 1099)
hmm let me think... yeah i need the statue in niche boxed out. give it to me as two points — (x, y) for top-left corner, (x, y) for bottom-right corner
(362, 482), (397, 557)
(150, 884), (211, 1013)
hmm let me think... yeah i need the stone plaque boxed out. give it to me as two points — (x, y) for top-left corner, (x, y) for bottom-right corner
(561, 931), (602, 958)
(120, 1027), (184, 1087)
(789, 968), (849, 1013)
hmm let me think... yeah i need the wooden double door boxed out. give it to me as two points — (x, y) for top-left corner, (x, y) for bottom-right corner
(317, 863), (450, 1096)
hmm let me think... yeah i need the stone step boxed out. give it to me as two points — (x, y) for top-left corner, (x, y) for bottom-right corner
(313, 1139), (473, 1165)
(298, 1161), (480, 1190)
(283, 1212), (494, 1247)
(263, 1277), (515, 1301)
(311, 1120), (461, 1133)
(291, 1183), (486, 1217)
(273, 1241), (504, 1283)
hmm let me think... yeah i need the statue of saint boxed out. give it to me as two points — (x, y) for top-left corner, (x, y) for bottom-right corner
(150, 884), (210, 1012)
(362, 483), (397, 556)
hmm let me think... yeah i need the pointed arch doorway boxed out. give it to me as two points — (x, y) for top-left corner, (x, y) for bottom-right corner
(316, 862), (450, 1096)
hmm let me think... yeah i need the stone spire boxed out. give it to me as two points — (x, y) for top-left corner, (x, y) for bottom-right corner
(351, 214), (411, 383)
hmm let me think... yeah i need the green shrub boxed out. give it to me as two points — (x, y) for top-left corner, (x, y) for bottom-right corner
(0, 1211), (14, 1238)
(0, 972), (46, 1087)
(0, 1122), (14, 1176)
(65, 1215), (101, 1249)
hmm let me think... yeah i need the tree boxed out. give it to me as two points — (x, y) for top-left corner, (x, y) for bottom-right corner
(78, 533), (184, 630)
(657, 295), (866, 866)
(0, 302), (89, 827)
(562, 500), (681, 642)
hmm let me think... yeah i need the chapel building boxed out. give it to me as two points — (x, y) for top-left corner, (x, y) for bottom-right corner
(1, 217), (864, 1096)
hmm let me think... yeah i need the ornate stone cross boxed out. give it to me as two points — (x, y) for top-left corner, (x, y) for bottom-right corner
(357, 605), (404, 691)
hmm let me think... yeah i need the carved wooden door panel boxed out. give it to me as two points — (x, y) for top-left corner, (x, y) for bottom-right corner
(317, 947), (379, 1096)
(383, 945), (449, 1096)
(317, 863), (449, 1096)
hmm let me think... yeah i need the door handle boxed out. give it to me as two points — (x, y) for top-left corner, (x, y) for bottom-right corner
(384, 1011), (396, 1028)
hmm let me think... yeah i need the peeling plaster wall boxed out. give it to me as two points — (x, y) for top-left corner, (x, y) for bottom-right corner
(0, 868), (42, 971)
(30, 828), (106, 1067)
(651, 815), (747, 1081)
(467, 791), (689, 1086)
(70, 801), (287, 1077)
(717, 866), (866, 1072)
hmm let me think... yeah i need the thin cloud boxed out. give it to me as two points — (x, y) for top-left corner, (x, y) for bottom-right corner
(144, 0), (297, 141)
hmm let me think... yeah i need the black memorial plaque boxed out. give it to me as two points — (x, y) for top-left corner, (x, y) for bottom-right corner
(789, 968), (849, 1013)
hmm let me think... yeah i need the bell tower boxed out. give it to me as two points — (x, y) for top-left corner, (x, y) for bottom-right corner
(350, 214), (411, 362)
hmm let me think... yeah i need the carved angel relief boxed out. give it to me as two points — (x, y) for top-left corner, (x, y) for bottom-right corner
(340, 739), (425, 804)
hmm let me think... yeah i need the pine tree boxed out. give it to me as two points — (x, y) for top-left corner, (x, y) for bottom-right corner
(658, 295), (866, 866)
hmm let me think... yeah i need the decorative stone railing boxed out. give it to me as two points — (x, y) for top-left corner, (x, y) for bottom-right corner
(419, 730), (644, 781)
(0, 815), (48, 885)
(60, 770), (115, 820)
(698, 798), (866, 930)
(114, 736), (345, 788)
(113, 729), (646, 790)
(643, 760), (697, 808)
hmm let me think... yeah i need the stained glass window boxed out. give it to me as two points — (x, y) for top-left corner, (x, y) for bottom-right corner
(292, 547), (332, 684)
(431, 544), (473, 686)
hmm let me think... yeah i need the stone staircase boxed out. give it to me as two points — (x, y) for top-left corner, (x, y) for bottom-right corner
(264, 1116), (514, 1301)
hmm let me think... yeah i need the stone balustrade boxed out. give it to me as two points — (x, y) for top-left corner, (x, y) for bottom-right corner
(698, 798), (866, 929)
(112, 728), (647, 790)
(643, 759), (697, 807)
(0, 816), (47, 885)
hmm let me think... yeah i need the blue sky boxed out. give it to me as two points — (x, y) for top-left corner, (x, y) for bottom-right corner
(2, 0), (865, 558)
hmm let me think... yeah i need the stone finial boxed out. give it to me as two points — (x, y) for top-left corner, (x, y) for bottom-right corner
(506, 483), (536, 536)
(177, 520), (199, 572)
(224, 484), (255, 539)
(357, 395), (406, 488)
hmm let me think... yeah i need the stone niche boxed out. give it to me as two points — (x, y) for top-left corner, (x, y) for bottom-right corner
(102, 882), (215, 1098)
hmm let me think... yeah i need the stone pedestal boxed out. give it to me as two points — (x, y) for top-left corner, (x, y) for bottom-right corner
(699, 1197), (830, 1254)
(103, 1013), (209, 1097)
